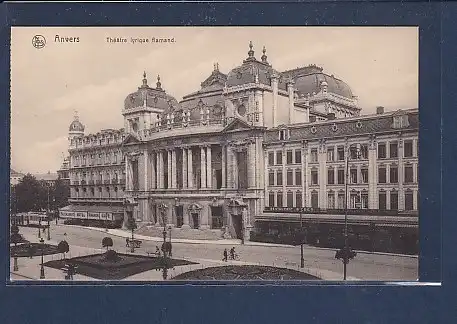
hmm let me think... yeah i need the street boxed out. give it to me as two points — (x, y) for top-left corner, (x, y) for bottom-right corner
(13, 223), (418, 281)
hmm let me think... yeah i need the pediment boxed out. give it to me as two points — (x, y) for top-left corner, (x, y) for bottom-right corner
(122, 133), (141, 145)
(222, 117), (253, 132)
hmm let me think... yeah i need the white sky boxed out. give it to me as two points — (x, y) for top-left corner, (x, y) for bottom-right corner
(10, 26), (418, 174)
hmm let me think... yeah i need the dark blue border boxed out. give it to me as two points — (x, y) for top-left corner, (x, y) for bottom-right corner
(0, 2), (454, 323)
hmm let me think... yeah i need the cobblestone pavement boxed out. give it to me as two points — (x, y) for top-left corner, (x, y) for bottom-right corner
(11, 224), (417, 282)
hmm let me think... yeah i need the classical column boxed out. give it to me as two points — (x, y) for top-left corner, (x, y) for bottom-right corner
(248, 141), (255, 188)
(227, 146), (234, 188)
(368, 140), (378, 209)
(200, 204), (210, 229)
(182, 147), (188, 188)
(413, 189), (418, 211)
(167, 150), (172, 189)
(221, 145), (227, 188)
(398, 139), (405, 210)
(151, 152), (156, 189)
(232, 148), (238, 189)
(206, 145), (212, 189)
(318, 142), (327, 209)
(158, 151), (165, 189)
(143, 151), (148, 191)
(171, 149), (177, 189)
(187, 147), (194, 188)
(182, 205), (190, 229)
(124, 155), (129, 191)
(304, 143), (310, 207)
(200, 146), (207, 189)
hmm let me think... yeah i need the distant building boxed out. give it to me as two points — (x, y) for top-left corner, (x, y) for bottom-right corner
(10, 169), (24, 186)
(34, 171), (59, 187)
(57, 157), (71, 185)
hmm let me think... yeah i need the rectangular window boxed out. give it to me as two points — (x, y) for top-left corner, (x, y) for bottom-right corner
(350, 146), (359, 160)
(287, 170), (294, 186)
(378, 167), (386, 183)
(327, 193), (335, 209)
(113, 153), (118, 164)
(337, 146), (345, 161)
(404, 141), (413, 157)
(311, 170), (318, 185)
(311, 192), (319, 209)
(268, 192), (275, 207)
(379, 192), (387, 210)
(350, 168), (358, 184)
(404, 165), (414, 183)
(361, 193), (368, 209)
(378, 143), (386, 159)
(277, 192), (283, 207)
(311, 149), (318, 163)
(277, 170), (283, 186)
(390, 142), (398, 158)
(337, 169), (345, 184)
(390, 166), (398, 183)
(276, 152), (283, 165)
(327, 147), (334, 162)
(361, 168), (368, 183)
(360, 144), (368, 159)
(268, 152), (275, 165)
(268, 171), (275, 186)
(295, 192), (302, 207)
(337, 193), (345, 209)
(390, 191), (399, 210)
(295, 150), (301, 164)
(295, 170), (302, 186)
(286, 151), (293, 164)
(327, 169), (335, 185)
(287, 192), (294, 207)
(405, 191), (414, 211)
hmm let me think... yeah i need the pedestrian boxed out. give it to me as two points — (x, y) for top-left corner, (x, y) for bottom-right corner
(125, 237), (129, 247)
(223, 249), (228, 262)
(230, 247), (237, 260)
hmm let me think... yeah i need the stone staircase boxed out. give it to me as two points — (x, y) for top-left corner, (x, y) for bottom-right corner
(135, 224), (227, 241)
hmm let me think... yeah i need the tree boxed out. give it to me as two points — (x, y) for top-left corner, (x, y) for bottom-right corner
(102, 237), (113, 251)
(53, 177), (70, 210)
(57, 240), (70, 260)
(14, 174), (42, 213)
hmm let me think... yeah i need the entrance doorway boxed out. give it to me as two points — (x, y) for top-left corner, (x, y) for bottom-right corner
(191, 213), (199, 229)
(231, 214), (243, 239)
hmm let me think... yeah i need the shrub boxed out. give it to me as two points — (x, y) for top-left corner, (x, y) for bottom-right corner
(57, 240), (70, 259)
(102, 237), (113, 251)
(103, 249), (120, 262)
(11, 225), (19, 235)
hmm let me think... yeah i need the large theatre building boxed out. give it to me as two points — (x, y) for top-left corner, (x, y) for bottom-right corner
(60, 43), (419, 246)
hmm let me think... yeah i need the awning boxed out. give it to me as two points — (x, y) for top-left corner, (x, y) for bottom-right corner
(59, 205), (124, 213)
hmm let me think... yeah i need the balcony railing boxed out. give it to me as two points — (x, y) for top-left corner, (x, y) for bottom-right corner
(104, 180), (111, 184)
(96, 180), (102, 185)
(88, 180), (94, 185)
(80, 180), (87, 185)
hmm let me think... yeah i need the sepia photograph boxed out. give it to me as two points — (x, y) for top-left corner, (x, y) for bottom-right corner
(10, 26), (419, 282)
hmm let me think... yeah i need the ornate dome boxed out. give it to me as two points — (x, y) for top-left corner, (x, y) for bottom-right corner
(226, 42), (286, 90)
(69, 114), (84, 132)
(124, 72), (179, 113)
(282, 65), (354, 99)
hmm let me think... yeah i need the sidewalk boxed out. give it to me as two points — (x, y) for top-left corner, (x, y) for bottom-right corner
(10, 230), (358, 281)
(57, 224), (418, 259)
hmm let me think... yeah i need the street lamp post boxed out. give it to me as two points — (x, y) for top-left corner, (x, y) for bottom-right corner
(158, 203), (168, 280)
(13, 255), (19, 271)
(300, 212), (304, 268)
(343, 144), (362, 281)
(47, 185), (51, 240)
(39, 237), (45, 279)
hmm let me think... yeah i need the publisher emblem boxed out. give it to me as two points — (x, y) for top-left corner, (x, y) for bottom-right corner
(32, 35), (46, 49)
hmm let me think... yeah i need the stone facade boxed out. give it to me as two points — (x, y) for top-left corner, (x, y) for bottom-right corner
(61, 42), (418, 241)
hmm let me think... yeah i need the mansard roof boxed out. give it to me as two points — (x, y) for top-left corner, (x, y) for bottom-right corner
(264, 109), (418, 143)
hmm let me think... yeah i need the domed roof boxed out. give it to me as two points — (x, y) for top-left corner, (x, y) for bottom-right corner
(69, 114), (84, 132)
(282, 65), (353, 99)
(124, 72), (179, 113)
(226, 42), (286, 90)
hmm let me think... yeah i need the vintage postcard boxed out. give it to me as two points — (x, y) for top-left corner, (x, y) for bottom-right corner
(10, 26), (418, 282)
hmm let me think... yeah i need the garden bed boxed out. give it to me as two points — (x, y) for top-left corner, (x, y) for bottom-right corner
(172, 265), (320, 281)
(10, 243), (59, 257)
(43, 252), (197, 280)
